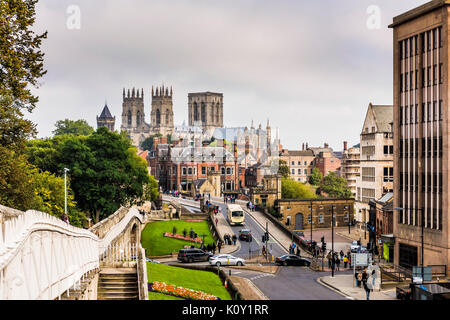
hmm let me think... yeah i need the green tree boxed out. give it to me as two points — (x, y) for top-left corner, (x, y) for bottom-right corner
(0, 0), (47, 209)
(142, 175), (159, 203)
(281, 177), (317, 199)
(52, 119), (94, 136)
(309, 168), (323, 186)
(140, 134), (162, 151)
(58, 127), (152, 223)
(278, 159), (290, 178)
(319, 172), (353, 199)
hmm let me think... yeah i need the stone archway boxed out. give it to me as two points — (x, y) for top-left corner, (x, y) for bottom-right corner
(130, 223), (139, 246)
(295, 213), (304, 230)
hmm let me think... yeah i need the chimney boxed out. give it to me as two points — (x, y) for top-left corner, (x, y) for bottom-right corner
(306, 142), (308, 149)
(324, 142), (329, 148)
(343, 141), (348, 151)
(302, 143), (305, 151)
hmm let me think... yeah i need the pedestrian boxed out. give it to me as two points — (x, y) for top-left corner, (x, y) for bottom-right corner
(335, 255), (340, 271)
(327, 252), (332, 269)
(340, 250), (344, 262)
(296, 246), (300, 257)
(232, 234), (237, 245)
(215, 217), (218, 225)
(217, 240), (222, 253)
(343, 255), (348, 268)
(362, 268), (372, 300)
(355, 270), (361, 287)
(212, 242), (216, 254)
(356, 269), (363, 287)
(288, 244), (293, 254)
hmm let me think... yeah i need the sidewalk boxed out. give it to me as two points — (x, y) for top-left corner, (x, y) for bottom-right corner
(336, 227), (369, 243)
(319, 274), (397, 300)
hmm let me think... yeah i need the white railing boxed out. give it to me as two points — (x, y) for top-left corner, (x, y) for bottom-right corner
(0, 210), (99, 300)
(98, 207), (145, 257)
(0, 205), (145, 300)
(99, 243), (139, 266)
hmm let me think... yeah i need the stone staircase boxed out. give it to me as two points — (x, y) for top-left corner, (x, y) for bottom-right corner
(98, 267), (139, 300)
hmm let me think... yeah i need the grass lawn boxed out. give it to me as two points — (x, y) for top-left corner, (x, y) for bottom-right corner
(147, 262), (232, 300)
(141, 220), (215, 257)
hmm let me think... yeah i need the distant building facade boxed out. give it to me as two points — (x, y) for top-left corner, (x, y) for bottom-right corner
(279, 148), (315, 183)
(355, 103), (393, 225)
(277, 198), (354, 231)
(340, 141), (360, 199)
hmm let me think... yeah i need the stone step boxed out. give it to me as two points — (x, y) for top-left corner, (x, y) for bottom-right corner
(99, 281), (138, 286)
(98, 296), (138, 300)
(98, 286), (138, 292)
(98, 291), (138, 297)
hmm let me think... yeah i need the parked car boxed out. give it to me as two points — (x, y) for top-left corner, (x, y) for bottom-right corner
(238, 229), (253, 242)
(146, 258), (161, 264)
(350, 240), (360, 253)
(275, 254), (311, 266)
(294, 231), (305, 238)
(177, 248), (213, 263)
(209, 254), (245, 266)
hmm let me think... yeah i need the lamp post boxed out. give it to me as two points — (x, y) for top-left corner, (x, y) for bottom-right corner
(63, 168), (70, 223)
(394, 207), (424, 283)
(331, 205), (335, 277)
(310, 201), (313, 250)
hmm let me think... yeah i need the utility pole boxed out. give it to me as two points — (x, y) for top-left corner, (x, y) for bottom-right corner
(265, 221), (269, 261)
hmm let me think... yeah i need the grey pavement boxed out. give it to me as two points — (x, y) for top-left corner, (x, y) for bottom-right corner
(319, 274), (397, 300)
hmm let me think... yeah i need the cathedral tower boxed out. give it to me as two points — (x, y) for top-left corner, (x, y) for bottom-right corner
(121, 87), (151, 146)
(188, 92), (223, 130)
(150, 85), (174, 136)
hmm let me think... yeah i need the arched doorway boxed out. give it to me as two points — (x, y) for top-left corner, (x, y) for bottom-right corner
(130, 223), (138, 246)
(295, 213), (304, 230)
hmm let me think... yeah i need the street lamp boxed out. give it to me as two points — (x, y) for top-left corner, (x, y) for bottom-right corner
(63, 168), (70, 223)
(394, 207), (424, 283)
(331, 205), (335, 277)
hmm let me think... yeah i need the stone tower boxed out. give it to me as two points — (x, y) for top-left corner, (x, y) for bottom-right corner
(188, 92), (223, 130)
(121, 87), (151, 146)
(97, 103), (115, 131)
(150, 85), (174, 136)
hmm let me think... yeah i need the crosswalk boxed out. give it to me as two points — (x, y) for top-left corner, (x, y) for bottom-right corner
(249, 273), (276, 281)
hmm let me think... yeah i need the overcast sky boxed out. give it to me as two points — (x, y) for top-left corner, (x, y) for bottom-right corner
(28, 0), (427, 150)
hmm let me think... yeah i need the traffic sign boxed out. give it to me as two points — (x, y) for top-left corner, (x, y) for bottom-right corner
(351, 253), (372, 267)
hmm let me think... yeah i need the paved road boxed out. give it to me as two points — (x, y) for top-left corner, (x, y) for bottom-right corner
(222, 266), (350, 300)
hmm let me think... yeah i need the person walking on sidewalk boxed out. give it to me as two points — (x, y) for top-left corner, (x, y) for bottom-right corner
(232, 234), (237, 245)
(343, 255), (348, 268)
(356, 269), (362, 287)
(212, 242), (216, 254)
(362, 268), (372, 300)
(327, 252), (332, 269)
(217, 240), (222, 253)
(296, 246), (300, 257)
(335, 255), (340, 271)
(340, 250), (344, 262)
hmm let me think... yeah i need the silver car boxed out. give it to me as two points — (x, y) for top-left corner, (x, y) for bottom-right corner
(209, 254), (245, 266)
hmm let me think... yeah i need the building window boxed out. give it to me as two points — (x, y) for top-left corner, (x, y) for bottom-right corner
(384, 145), (394, 155)
(291, 161), (295, 166)
(298, 169), (302, 175)
(319, 214), (324, 224)
(221, 167), (225, 175)
(202, 167), (206, 175)
(182, 167), (187, 176)
(226, 167), (231, 175)
(291, 169), (295, 175)
(361, 188), (375, 203)
(384, 167), (394, 182)
(362, 167), (375, 182)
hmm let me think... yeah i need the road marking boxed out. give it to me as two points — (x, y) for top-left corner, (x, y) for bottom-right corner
(250, 274), (275, 281)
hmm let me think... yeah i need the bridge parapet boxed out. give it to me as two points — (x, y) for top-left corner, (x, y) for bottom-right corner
(0, 208), (99, 300)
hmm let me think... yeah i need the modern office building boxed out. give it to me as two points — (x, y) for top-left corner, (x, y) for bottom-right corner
(390, 0), (448, 269)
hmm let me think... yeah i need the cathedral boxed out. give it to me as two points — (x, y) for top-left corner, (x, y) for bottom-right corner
(96, 86), (229, 148)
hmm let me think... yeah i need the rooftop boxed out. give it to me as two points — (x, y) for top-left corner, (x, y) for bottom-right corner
(389, 0), (449, 28)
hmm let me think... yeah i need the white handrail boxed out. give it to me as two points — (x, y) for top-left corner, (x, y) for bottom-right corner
(0, 205), (145, 300)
